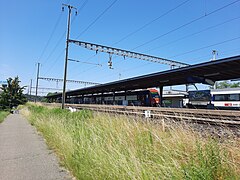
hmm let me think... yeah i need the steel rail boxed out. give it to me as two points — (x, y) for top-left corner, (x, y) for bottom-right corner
(43, 103), (240, 126)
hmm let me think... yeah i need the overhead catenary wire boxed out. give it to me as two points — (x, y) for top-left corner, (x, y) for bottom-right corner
(39, 0), (71, 65)
(69, 0), (190, 77)
(100, 47), (240, 82)
(44, 32), (66, 64)
(120, 43), (240, 81)
(112, 0), (191, 46)
(60, 53), (101, 77)
(58, 0), (119, 77)
(132, 0), (240, 50)
(39, 12), (63, 64)
(45, 1), (240, 88)
(44, 14), (78, 65)
(98, 36), (240, 82)
(89, 0), (240, 74)
(102, 0), (240, 76)
(78, 0), (190, 70)
(77, 0), (88, 12)
(96, 60), (152, 82)
(68, 58), (102, 66)
(83, 34), (239, 85)
(68, 54), (103, 78)
(185, 48), (240, 63)
(43, 49), (65, 76)
(75, 0), (119, 39)
(69, 39), (188, 67)
(145, 16), (240, 53)
(43, 1), (89, 76)
(169, 36), (240, 59)
(69, 66), (100, 81)
(42, 0), (90, 75)
(106, 15), (240, 68)
(98, 46), (240, 82)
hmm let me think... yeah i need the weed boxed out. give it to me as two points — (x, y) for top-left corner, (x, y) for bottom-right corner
(0, 111), (9, 123)
(23, 104), (240, 180)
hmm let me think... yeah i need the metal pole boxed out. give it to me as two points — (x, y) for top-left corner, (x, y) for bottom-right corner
(159, 86), (163, 107)
(212, 50), (218, 61)
(113, 92), (115, 105)
(185, 84), (189, 92)
(101, 93), (104, 104)
(35, 63), (40, 102)
(62, 5), (72, 109)
(212, 50), (218, 89)
(29, 79), (32, 96)
(170, 65), (174, 90)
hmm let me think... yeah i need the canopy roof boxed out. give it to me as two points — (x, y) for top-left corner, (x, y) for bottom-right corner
(46, 55), (240, 98)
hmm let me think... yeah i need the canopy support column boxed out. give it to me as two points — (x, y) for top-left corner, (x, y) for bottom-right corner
(113, 92), (115, 105)
(101, 93), (104, 104)
(159, 86), (163, 107)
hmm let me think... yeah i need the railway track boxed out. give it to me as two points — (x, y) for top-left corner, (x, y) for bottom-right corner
(43, 103), (240, 126)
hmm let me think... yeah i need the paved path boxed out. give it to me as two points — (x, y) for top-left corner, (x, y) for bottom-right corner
(0, 114), (72, 180)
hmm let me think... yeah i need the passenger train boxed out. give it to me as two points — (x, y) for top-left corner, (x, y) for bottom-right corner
(186, 88), (240, 110)
(67, 89), (160, 107)
(211, 88), (240, 109)
(56, 87), (240, 110)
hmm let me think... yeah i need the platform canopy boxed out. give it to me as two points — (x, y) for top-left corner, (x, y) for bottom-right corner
(46, 55), (240, 98)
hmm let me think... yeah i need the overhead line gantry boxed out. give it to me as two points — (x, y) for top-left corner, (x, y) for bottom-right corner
(39, 77), (100, 86)
(69, 39), (189, 68)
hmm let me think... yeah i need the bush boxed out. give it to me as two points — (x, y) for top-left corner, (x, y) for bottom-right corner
(0, 77), (27, 110)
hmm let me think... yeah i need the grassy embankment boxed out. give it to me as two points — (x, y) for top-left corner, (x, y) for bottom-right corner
(0, 111), (9, 123)
(22, 104), (240, 179)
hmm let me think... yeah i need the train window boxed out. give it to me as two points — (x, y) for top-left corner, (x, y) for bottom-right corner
(214, 94), (240, 101)
(229, 94), (239, 101)
(151, 92), (159, 98)
(214, 95), (225, 101)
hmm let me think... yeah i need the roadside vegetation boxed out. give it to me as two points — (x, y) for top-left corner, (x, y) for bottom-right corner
(22, 104), (240, 179)
(0, 77), (27, 111)
(0, 111), (9, 123)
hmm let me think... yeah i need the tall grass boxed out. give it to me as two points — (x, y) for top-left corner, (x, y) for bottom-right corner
(22, 104), (240, 179)
(0, 111), (9, 123)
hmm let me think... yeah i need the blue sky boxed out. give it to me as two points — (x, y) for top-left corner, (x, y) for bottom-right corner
(0, 0), (240, 95)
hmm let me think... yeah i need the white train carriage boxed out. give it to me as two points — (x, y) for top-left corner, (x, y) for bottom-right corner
(211, 88), (240, 109)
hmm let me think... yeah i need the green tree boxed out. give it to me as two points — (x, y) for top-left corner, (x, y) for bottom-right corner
(216, 80), (240, 89)
(41, 92), (58, 103)
(0, 77), (27, 110)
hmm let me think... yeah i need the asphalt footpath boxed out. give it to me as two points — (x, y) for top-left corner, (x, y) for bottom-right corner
(0, 113), (72, 180)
